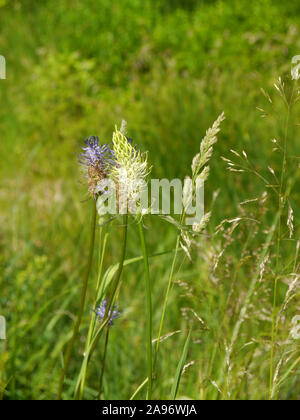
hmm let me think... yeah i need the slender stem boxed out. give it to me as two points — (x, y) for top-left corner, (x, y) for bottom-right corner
(76, 214), (128, 398)
(153, 234), (180, 370)
(88, 214), (128, 353)
(94, 215), (128, 397)
(106, 214), (128, 315)
(137, 214), (152, 400)
(269, 84), (295, 400)
(129, 377), (148, 400)
(153, 203), (187, 373)
(57, 199), (97, 400)
(77, 229), (108, 399)
(98, 327), (110, 399)
(85, 227), (105, 354)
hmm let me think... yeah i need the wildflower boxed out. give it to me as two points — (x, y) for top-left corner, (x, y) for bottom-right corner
(79, 136), (112, 197)
(109, 122), (150, 211)
(93, 299), (120, 326)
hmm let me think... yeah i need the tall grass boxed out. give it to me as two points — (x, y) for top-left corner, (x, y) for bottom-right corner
(0, 0), (299, 400)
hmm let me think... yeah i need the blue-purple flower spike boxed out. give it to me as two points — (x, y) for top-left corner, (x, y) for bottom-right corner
(93, 299), (120, 326)
(79, 136), (113, 197)
(79, 136), (111, 168)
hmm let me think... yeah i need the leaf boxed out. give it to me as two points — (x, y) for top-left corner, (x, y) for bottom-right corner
(170, 329), (192, 400)
(96, 249), (175, 303)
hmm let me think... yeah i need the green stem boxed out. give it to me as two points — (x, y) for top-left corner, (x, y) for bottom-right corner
(98, 327), (110, 399)
(137, 214), (152, 400)
(269, 83), (295, 400)
(85, 227), (105, 353)
(94, 215), (128, 397)
(106, 214), (128, 316)
(57, 199), (97, 400)
(129, 377), (148, 400)
(153, 203), (187, 375)
(91, 214), (128, 347)
(75, 214), (128, 398)
(153, 234), (180, 370)
(77, 229), (108, 399)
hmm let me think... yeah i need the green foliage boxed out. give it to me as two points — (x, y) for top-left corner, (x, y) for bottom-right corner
(0, 0), (299, 400)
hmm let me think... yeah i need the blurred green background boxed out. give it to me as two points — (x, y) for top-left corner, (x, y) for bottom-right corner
(0, 0), (299, 400)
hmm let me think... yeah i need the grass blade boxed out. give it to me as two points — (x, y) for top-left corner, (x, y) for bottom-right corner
(170, 328), (192, 400)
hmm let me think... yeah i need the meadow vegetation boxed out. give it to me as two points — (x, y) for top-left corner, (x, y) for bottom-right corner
(0, 0), (299, 399)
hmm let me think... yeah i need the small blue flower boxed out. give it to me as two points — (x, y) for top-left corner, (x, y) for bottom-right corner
(79, 136), (114, 196)
(79, 136), (111, 168)
(93, 299), (120, 326)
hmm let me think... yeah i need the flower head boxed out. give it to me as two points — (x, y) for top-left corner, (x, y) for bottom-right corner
(79, 136), (112, 197)
(109, 122), (150, 207)
(93, 299), (120, 326)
